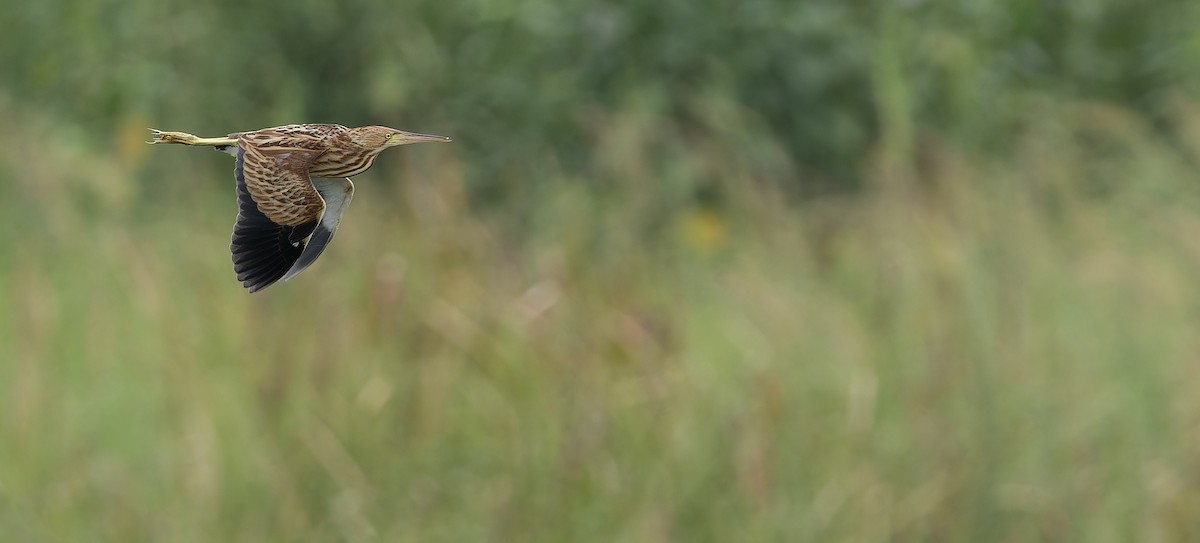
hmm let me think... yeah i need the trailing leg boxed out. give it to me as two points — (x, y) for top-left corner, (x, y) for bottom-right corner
(147, 129), (237, 147)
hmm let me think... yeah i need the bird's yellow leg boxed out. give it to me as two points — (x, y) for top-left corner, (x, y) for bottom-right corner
(147, 128), (237, 147)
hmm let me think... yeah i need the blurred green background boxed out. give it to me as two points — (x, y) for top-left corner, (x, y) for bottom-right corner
(4, 1), (1200, 541)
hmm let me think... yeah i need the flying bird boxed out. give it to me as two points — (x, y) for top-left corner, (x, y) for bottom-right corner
(148, 124), (450, 292)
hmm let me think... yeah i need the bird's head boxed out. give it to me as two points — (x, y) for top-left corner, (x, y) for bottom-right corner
(351, 125), (451, 150)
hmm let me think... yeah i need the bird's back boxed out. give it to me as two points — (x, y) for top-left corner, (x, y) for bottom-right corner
(228, 124), (350, 151)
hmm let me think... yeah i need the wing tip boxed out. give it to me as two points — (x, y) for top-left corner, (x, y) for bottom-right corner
(240, 270), (285, 293)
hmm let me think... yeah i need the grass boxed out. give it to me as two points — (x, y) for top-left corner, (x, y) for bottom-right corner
(4, 100), (1200, 541)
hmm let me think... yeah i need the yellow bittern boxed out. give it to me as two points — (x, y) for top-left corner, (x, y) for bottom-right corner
(149, 124), (450, 292)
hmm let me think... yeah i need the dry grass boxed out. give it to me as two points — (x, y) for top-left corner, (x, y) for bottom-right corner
(4, 100), (1200, 541)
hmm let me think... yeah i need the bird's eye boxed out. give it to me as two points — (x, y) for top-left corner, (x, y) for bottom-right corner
(386, 133), (396, 139)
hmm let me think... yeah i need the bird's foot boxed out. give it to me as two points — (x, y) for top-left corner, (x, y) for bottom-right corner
(147, 129), (199, 145)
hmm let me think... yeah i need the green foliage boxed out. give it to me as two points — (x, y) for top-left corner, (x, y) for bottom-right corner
(3, 1), (1200, 541)
(4, 1), (1194, 194)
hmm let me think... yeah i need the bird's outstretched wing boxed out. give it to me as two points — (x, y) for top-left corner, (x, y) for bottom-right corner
(280, 178), (354, 283)
(229, 143), (326, 292)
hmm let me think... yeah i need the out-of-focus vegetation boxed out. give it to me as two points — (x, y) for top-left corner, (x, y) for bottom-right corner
(4, 1), (1200, 541)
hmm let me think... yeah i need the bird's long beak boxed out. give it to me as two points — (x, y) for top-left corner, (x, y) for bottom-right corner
(396, 130), (452, 144)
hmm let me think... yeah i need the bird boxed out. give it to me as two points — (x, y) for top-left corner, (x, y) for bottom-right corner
(148, 124), (450, 292)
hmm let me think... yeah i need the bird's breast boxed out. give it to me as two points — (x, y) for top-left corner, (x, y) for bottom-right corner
(310, 151), (379, 178)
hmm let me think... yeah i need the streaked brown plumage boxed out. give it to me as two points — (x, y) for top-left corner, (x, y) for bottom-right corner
(148, 124), (450, 292)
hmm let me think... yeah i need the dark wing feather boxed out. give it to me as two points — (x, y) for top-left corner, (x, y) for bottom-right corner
(230, 148), (322, 292)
